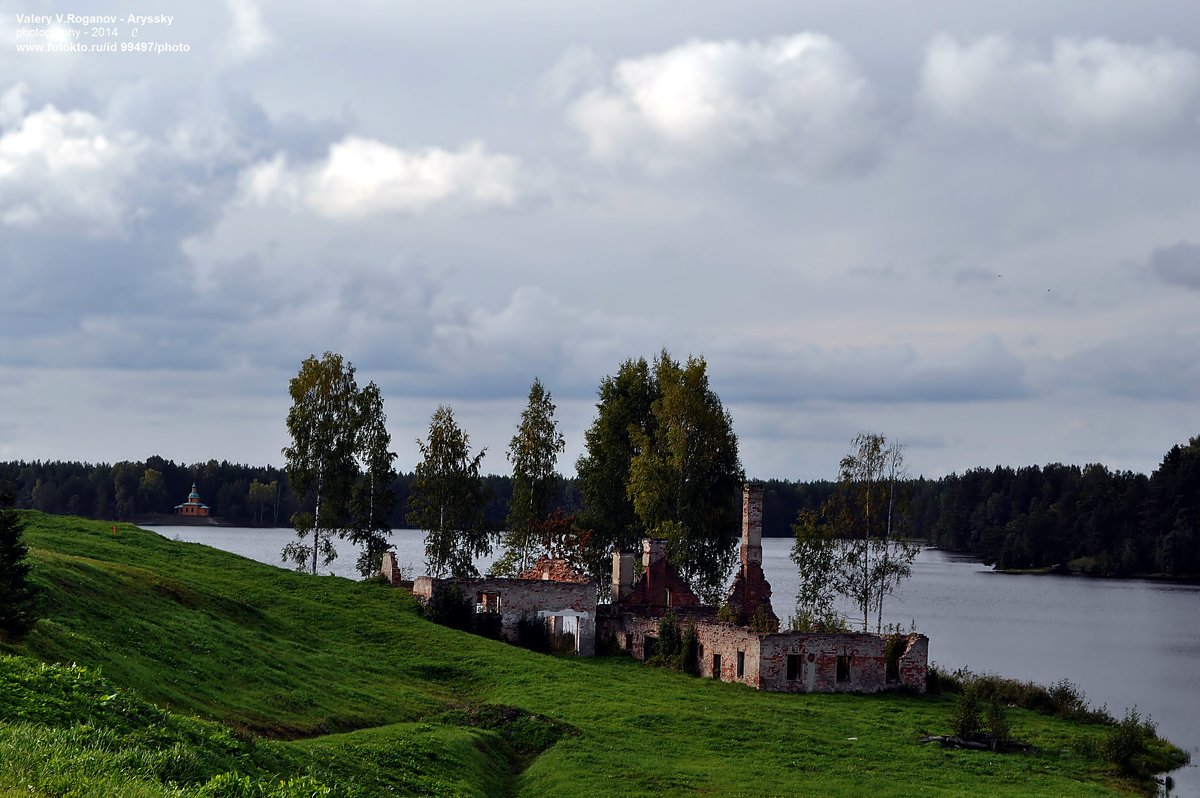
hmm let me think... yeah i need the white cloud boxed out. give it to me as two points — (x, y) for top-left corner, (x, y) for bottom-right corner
(566, 33), (880, 175)
(225, 0), (274, 62)
(0, 99), (142, 233)
(0, 83), (28, 128)
(920, 34), (1200, 147)
(240, 137), (528, 218)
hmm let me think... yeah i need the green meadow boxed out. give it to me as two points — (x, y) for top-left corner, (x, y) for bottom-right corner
(0, 513), (1185, 796)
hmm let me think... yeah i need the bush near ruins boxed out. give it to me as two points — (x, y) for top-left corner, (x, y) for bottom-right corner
(422, 583), (474, 631)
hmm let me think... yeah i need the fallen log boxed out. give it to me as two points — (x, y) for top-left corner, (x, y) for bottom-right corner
(920, 735), (990, 750)
(919, 735), (1039, 754)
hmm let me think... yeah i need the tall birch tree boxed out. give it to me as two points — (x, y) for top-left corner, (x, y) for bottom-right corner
(282, 352), (360, 574)
(348, 381), (398, 577)
(791, 432), (917, 632)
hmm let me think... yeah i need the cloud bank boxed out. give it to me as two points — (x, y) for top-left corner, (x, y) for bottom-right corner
(567, 33), (881, 175)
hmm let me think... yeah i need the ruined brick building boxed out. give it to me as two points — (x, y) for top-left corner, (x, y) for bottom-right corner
(403, 482), (928, 693)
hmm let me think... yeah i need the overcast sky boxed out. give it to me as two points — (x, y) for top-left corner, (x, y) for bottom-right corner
(2, 1), (1199, 481)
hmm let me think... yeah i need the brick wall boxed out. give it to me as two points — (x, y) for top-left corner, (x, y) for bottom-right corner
(413, 576), (598, 655)
(757, 632), (928, 694)
(602, 607), (927, 694)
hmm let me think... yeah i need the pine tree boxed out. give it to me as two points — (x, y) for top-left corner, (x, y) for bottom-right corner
(497, 378), (565, 576)
(0, 482), (38, 640)
(409, 405), (490, 578)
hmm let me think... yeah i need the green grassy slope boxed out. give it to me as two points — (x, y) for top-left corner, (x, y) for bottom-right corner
(0, 513), (1179, 796)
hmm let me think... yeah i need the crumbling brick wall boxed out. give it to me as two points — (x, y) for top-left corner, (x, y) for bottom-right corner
(757, 632), (928, 694)
(600, 611), (929, 693)
(693, 620), (763, 686)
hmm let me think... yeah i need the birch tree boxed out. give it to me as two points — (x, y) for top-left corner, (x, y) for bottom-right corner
(282, 352), (360, 574)
(348, 381), (398, 577)
(791, 432), (917, 632)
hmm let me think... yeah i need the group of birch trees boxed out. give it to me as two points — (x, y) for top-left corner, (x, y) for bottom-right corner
(281, 350), (744, 598)
(790, 432), (918, 632)
(282, 352), (918, 628)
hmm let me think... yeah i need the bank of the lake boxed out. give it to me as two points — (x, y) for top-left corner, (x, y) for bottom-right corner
(2, 512), (1186, 797)
(147, 524), (1200, 794)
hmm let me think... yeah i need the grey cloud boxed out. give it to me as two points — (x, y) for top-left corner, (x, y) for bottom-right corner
(710, 336), (1029, 405)
(1149, 241), (1200, 290)
(1056, 333), (1200, 400)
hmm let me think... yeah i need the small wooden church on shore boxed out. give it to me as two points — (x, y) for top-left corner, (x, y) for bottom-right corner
(173, 483), (211, 517)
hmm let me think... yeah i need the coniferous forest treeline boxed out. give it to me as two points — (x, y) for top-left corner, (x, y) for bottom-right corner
(2, 433), (1197, 578)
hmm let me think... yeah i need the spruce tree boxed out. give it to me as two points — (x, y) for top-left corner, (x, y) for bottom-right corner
(0, 483), (38, 640)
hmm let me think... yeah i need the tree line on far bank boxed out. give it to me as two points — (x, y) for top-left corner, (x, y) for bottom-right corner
(2, 415), (1197, 582)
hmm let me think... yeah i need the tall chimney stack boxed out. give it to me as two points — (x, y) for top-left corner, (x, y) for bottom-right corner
(741, 482), (764, 567)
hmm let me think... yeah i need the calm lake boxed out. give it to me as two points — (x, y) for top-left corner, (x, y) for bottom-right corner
(146, 526), (1200, 793)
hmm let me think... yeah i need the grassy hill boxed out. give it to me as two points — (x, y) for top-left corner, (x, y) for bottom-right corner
(0, 513), (1184, 796)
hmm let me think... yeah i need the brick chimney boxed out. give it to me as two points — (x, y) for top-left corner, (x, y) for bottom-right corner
(642, 538), (667, 568)
(741, 482), (764, 567)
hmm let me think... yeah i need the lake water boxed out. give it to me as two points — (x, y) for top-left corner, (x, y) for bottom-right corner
(146, 526), (1200, 793)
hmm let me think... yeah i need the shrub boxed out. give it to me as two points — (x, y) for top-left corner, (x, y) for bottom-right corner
(925, 663), (966, 695)
(986, 696), (1010, 745)
(422, 584), (473, 630)
(749, 604), (774, 632)
(515, 613), (549, 652)
(788, 608), (848, 633)
(648, 612), (684, 669)
(951, 688), (983, 740)
(472, 611), (503, 640)
(1103, 707), (1154, 776)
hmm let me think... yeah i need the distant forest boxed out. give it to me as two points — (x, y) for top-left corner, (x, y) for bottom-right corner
(3, 434), (1197, 578)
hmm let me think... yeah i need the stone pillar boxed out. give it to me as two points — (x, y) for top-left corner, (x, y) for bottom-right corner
(611, 550), (635, 601)
(577, 614), (596, 656)
(381, 551), (400, 585)
(741, 482), (764, 567)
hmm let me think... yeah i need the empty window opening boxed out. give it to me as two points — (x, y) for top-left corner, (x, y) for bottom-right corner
(786, 654), (801, 680)
(665, 587), (672, 607)
(736, 650), (745, 678)
(624, 633), (633, 651)
(476, 592), (501, 614)
(643, 635), (658, 661)
(698, 643), (704, 659)
(836, 654), (851, 683)
(712, 653), (722, 678)
(886, 644), (902, 683)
